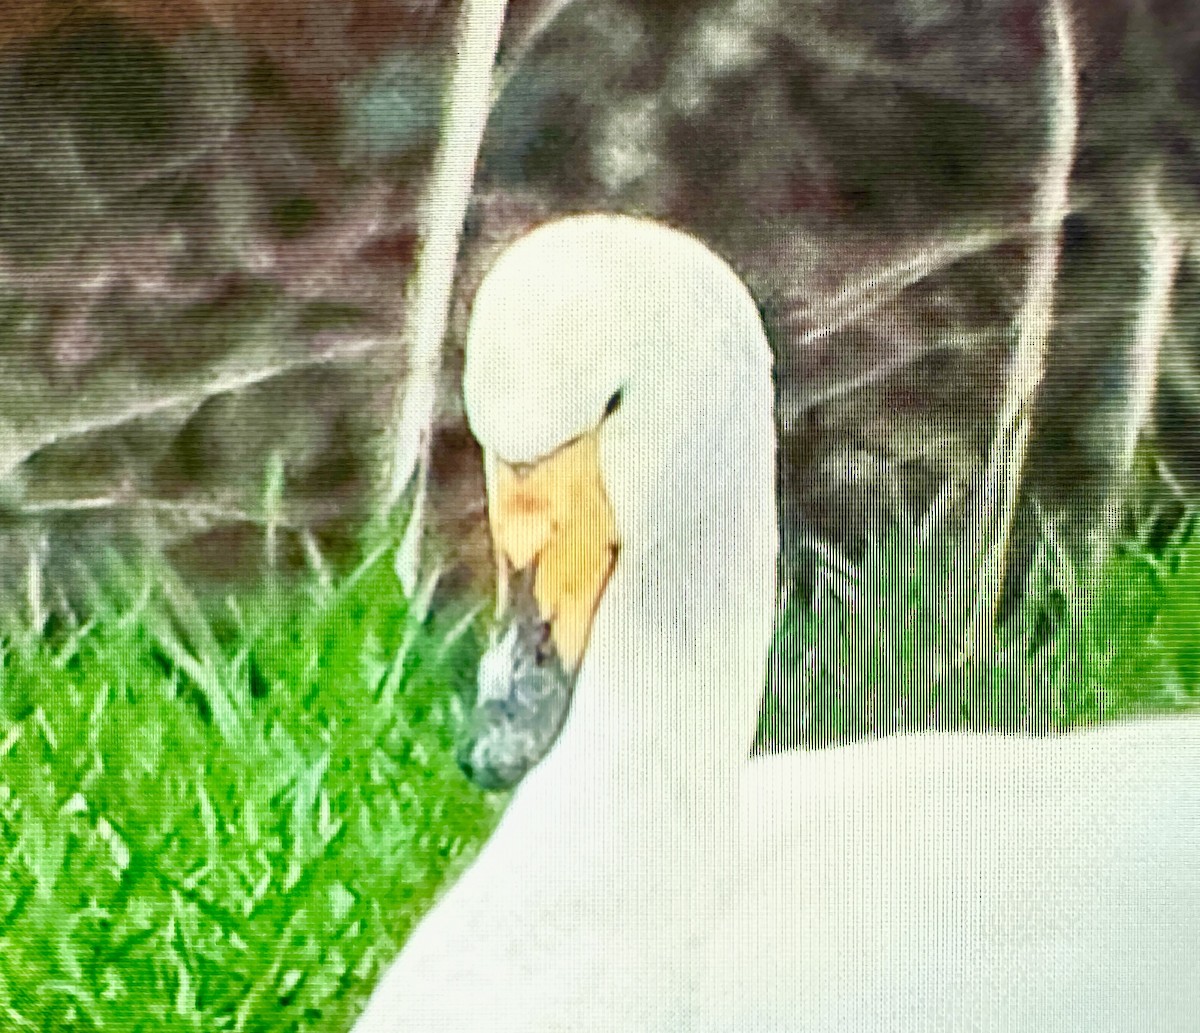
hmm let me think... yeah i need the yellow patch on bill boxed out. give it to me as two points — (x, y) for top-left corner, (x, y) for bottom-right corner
(489, 431), (619, 670)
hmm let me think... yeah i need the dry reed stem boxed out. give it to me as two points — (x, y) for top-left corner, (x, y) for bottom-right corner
(791, 225), (1017, 347)
(961, 0), (1078, 659)
(1117, 174), (1182, 473)
(4, 334), (379, 478)
(383, 0), (508, 594)
(493, 0), (577, 98)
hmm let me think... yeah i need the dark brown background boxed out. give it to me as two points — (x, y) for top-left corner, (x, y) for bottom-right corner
(0, 0), (1196, 618)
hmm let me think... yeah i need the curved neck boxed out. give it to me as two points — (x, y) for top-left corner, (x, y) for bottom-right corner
(529, 359), (777, 813)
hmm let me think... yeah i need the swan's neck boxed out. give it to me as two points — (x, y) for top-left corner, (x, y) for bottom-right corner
(532, 373), (777, 812)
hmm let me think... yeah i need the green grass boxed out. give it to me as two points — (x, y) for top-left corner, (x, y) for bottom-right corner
(0, 539), (501, 1032)
(1, 509), (1198, 1031)
(759, 497), (1200, 748)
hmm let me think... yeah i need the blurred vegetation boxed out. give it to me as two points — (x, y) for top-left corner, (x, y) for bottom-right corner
(759, 470), (1200, 750)
(0, 534), (499, 1031)
(0, 3), (479, 614)
(0, 498), (1195, 1028)
(0, 0), (1195, 631)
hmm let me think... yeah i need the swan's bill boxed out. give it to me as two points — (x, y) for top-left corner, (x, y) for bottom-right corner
(457, 563), (575, 790)
(487, 427), (620, 673)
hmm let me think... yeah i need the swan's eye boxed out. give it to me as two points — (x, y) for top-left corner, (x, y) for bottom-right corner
(603, 388), (623, 418)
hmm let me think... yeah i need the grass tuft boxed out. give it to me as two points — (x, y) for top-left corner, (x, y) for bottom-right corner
(0, 538), (500, 1032)
(3, 502), (1199, 1029)
(759, 496), (1200, 749)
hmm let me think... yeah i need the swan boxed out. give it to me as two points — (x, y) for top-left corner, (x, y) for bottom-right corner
(351, 214), (1200, 1032)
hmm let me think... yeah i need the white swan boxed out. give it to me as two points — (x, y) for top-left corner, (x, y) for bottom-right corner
(351, 214), (1200, 1033)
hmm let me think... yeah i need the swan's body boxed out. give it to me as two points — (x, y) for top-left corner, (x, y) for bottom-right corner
(352, 215), (1200, 1032)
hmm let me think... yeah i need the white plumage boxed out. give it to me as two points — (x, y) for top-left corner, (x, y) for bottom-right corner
(352, 214), (1200, 1033)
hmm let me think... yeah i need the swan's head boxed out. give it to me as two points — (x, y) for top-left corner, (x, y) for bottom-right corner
(459, 214), (774, 787)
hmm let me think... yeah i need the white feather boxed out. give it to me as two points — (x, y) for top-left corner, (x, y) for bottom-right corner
(353, 214), (1200, 1033)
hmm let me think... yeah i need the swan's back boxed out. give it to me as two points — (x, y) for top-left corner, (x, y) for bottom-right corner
(726, 716), (1200, 1031)
(354, 716), (1200, 1033)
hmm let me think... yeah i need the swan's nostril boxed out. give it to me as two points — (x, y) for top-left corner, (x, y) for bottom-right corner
(534, 621), (554, 665)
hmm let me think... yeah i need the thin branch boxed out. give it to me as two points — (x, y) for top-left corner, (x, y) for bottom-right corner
(493, 0), (578, 98)
(1, 333), (374, 479)
(1116, 173), (1183, 472)
(779, 329), (996, 419)
(16, 495), (312, 529)
(961, 0), (1078, 658)
(784, 224), (1018, 347)
(382, 0), (509, 600)
(9, 335), (378, 473)
(777, 11), (1018, 112)
(382, 0), (508, 515)
(1154, 456), (1188, 502)
(774, 219), (1029, 423)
